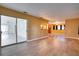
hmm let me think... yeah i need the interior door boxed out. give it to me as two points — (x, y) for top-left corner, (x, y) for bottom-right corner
(1, 15), (16, 46)
(17, 18), (27, 43)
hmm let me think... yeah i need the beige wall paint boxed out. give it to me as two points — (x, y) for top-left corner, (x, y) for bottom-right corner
(0, 6), (48, 40)
(65, 18), (79, 38)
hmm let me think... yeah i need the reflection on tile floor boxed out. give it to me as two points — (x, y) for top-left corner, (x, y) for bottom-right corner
(0, 35), (79, 56)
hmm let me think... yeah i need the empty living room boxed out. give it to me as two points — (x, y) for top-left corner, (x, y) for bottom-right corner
(0, 3), (79, 57)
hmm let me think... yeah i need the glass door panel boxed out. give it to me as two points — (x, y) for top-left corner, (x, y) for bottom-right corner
(1, 15), (16, 46)
(17, 18), (27, 43)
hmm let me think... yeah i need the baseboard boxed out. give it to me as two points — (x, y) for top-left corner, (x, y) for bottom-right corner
(65, 37), (79, 40)
(27, 36), (48, 42)
(1, 41), (26, 48)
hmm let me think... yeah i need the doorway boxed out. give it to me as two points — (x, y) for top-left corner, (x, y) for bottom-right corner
(0, 15), (27, 47)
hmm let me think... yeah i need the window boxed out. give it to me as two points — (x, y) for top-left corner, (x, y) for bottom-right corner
(53, 25), (55, 30)
(52, 25), (64, 30)
(1, 25), (8, 32)
(58, 25), (60, 30)
(56, 25), (58, 30)
(62, 25), (64, 30)
(1, 15), (27, 46)
(60, 25), (62, 30)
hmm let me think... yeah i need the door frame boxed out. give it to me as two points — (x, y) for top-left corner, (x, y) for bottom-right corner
(0, 15), (1, 47)
(0, 15), (27, 47)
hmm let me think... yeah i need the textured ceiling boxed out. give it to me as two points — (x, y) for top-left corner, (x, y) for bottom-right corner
(0, 3), (79, 21)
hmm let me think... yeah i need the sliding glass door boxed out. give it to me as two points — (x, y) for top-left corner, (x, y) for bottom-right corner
(0, 15), (27, 47)
(17, 18), (27, 43)
(1, 15), (16, 46)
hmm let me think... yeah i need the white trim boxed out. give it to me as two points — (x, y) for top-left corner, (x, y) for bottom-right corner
(27, 36), (48, 42)
(65, 37), (79, 40)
